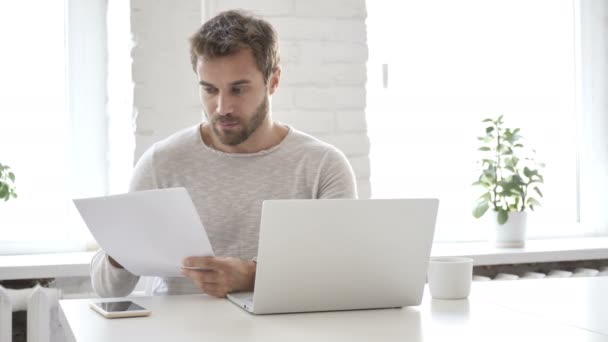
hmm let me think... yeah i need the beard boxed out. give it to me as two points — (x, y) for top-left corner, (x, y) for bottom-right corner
(207, 96), (269, 146)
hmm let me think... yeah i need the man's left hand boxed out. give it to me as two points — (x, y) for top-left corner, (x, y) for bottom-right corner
(181, 256), (256, 298)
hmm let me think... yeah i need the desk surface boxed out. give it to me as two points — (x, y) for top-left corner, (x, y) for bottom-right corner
(60, 277), (608, 342)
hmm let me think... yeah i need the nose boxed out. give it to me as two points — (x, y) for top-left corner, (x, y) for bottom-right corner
(215, 93), (234, 116)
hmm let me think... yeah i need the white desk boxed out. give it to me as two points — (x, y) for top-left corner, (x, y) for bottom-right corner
(59, 277), (608, 342)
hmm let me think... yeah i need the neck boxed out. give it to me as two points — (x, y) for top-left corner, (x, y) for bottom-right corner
(202, 117), (288, 154)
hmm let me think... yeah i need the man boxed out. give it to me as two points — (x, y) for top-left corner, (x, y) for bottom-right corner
(91, 10), (357, 299)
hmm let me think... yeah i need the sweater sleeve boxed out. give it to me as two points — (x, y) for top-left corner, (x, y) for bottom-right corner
(90, 250), (140, 298)
(90, 147), (159, 297)
(317, 147), (358, 199)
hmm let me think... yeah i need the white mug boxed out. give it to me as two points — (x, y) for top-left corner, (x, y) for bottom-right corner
(427, 257), (473, 300)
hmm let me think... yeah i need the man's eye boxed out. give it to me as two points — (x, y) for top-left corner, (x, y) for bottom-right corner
(204, 87), (218, 95)
(232, 87), (243, 95)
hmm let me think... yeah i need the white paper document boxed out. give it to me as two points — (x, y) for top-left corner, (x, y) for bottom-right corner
(73, 187), (214, 277)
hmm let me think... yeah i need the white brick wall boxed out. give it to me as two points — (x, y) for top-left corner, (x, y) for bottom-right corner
(129, 0), (371, 198)
(130, 0), (202, 159)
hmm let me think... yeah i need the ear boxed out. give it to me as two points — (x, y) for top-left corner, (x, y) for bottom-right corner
(268, 67), (281, 95)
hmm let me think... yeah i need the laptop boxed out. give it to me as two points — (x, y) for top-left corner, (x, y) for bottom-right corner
(227, 198), (439, 314)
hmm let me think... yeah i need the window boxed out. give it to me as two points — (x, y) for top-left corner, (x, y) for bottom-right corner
(366, 0), (603, 241)
(0, 1), (108, 254)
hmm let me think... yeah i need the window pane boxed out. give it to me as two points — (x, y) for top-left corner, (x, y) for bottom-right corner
(367, 0), (582, 240)
(0, 1), (89, 254)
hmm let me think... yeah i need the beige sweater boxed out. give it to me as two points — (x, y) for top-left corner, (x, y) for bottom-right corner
(90, 124), (357, 297)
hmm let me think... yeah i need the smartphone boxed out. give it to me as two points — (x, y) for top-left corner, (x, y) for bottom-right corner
(89, 301), (151, 319)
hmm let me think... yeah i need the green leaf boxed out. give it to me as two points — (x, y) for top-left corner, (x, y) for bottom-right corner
(8, 172), (15, 182)
(527, 197), (541, 207)
(472, 201), (490, 218)
(485, 126), (495, 134)
(482, 170), (496, 183)
(523, 167), (532, 178)
(528, 174), (543, 184)
(480, 174), (492, 184)
(482, 118), (493, 123)
(533, 187), (543, 198)
(478, 147), (491, 151)
(478, 192), (491, 201)
(512, 174), (525, 185)
(497, 209), (508, 225)
(472, 181), (490, 188)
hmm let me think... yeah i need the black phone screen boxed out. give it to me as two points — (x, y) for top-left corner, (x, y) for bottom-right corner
(95, 301), (146, 312)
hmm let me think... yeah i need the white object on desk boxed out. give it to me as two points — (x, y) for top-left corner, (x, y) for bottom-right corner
(73, 187), (214, 277)
(427, 257), (472, 299)
(229, 199), (439, 314)
(89, 301), (151, 319)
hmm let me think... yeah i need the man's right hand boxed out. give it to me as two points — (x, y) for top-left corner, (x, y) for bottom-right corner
(107, 255), (124, 269)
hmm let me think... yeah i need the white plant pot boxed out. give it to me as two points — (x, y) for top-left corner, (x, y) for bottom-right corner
(491, 211), (527, 248)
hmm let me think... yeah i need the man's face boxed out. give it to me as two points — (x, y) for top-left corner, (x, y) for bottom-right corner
(196, 48), (274, 146)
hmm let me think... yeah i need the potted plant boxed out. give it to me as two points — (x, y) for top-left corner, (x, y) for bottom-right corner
(0, 162), (17, 201)
(472, 115), (544, 247)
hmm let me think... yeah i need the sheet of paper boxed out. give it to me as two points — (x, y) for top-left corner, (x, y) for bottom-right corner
(73, 187), (214, 277)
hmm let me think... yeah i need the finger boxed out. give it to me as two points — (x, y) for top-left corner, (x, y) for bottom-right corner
(201, 282), (218, 293)
(182, 256), (223, 270)
(183, 277), (213, 292)
(181, 268), (221, 284)
(202, 283), (228, 298)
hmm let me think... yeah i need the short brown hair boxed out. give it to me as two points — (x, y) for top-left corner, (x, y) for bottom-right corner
(189, 10), (280, 83)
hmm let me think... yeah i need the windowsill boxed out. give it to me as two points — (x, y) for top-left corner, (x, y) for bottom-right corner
(0, 251), (96, 281)
(431, 237), (608, 266)
(1, 237), (607, 280)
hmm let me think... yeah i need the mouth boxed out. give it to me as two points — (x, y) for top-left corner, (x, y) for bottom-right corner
(216, 121), (239, 129)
